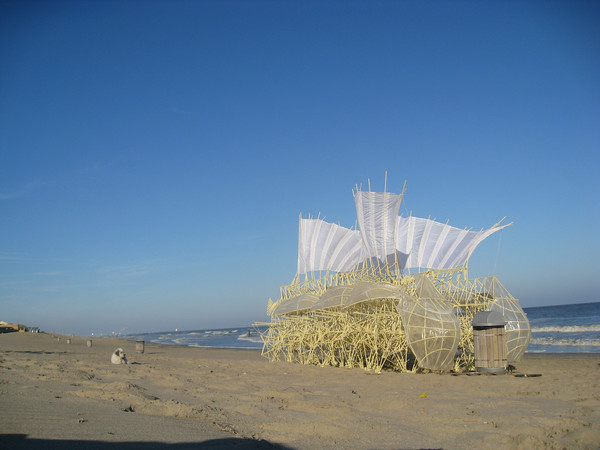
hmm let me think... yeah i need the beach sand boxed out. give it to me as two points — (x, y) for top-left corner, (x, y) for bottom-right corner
(1, 332), (598, 449)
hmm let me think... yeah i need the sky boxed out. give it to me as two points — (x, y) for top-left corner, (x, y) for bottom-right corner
(1, 1), (599, 336)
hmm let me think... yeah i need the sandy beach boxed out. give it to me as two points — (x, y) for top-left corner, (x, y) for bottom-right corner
(1, 332), (598, 449)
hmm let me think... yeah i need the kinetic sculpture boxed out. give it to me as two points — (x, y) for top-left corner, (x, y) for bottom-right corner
(260, 179), (530, 372)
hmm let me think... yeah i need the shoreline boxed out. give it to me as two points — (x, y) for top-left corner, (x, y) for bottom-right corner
(13, 330), (600, 355)
(1, 332), (599, 448)
(59, 331), (600, 355)
(23, 330), (600, 356)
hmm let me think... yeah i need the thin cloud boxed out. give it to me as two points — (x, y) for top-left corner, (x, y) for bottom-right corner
(96, 260), (159, 278)
(0, 280), (30, 287)
(0, 252), (30, 262)
(0, 180), (43, 200)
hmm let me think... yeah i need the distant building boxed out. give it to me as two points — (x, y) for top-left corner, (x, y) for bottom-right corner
(0, 323), (19, 333)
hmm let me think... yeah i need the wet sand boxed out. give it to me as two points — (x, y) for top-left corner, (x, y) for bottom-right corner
(1, 332), (598, 449)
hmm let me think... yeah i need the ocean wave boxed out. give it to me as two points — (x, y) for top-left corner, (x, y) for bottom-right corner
(238, 334), (263, 344)
(531, 325), (600, 333)
(529, 337), (600, 347)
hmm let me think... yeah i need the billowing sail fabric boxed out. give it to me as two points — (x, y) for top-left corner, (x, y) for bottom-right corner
(273, 281), (406, 315)
(398, 276), (459, 370)
(395, 217), (511, 270)
(345, 281), (405, 308)
(271, 293), (319, 315)
(354, 191), (403, 265)
(296, 191), (510, 275)
(310, 285), (354, 311)
(297, 218), (364, 275)
(309, 281), (406, 312)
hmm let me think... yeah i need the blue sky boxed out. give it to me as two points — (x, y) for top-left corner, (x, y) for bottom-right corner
(1, 1), (598, 336)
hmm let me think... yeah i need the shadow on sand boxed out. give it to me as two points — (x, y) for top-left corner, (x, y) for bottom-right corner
(0, 434), (295, 449)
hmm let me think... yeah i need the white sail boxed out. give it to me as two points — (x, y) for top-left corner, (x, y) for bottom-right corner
(297, 190), (510, 275)
(354, 191), (403, 266)
(396, 216), (510, 270)
(297, 218), (363, 275)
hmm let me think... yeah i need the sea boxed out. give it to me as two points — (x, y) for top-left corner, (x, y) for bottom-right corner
(524, 301), (600, 353)
(126, 301), (600, 354)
